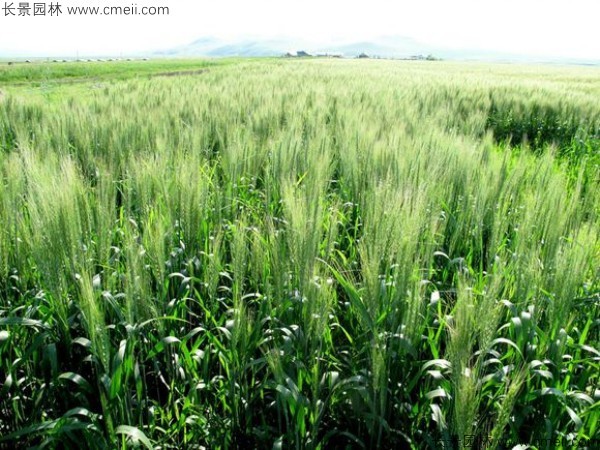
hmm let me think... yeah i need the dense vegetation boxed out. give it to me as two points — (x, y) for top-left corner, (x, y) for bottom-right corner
(0, 59), (599, 449)
(0, 59), (221, 85)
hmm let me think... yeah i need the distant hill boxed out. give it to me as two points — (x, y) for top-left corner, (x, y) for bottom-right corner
(2, 33), (598, 65)
(155, 36), (600, 65)
(324, 36), (437, 58)
(155, 35), (441, 59)
(156, 36), (298, 57)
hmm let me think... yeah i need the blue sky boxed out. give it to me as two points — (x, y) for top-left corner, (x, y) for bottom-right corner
(0, 0), (598, 59)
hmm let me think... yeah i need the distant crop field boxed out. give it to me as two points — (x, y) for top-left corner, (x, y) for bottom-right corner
(0, 59), (598, 449)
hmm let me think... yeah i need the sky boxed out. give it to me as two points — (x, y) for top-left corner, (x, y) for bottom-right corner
(0, 0), (599, 59)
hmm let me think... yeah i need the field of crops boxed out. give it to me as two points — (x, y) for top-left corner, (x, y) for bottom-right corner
(0, 59), (599, 449)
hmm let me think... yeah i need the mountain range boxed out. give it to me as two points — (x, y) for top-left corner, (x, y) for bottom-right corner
(155, 35), (600, 65)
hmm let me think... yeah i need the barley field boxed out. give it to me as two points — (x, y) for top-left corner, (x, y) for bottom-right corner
(0, 59), (599, 449)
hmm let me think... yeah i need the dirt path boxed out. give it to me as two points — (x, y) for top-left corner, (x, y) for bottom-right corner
(153, 69), (209, 78)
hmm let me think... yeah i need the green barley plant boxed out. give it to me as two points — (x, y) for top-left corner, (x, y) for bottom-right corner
(0, 58), (598, 449)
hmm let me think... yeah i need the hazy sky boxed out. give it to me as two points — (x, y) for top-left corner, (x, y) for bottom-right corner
(0, 0), (599, 59)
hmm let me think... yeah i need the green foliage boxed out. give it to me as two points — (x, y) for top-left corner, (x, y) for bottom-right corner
(0, 59), (599, 449)
(0, 59), (224, 85)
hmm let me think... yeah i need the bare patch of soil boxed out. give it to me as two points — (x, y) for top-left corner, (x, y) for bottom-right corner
(154, 69), (209, 78)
